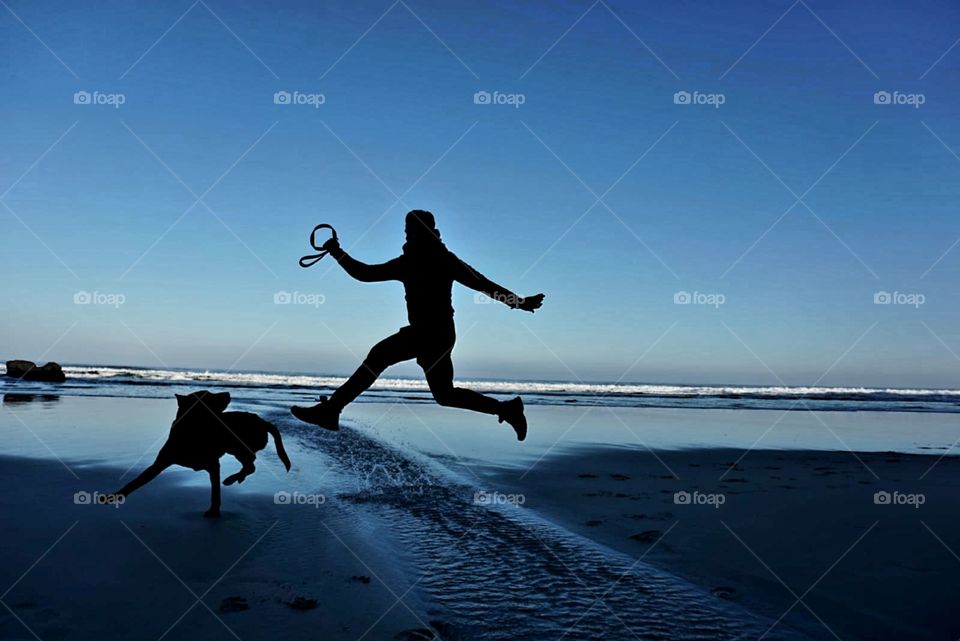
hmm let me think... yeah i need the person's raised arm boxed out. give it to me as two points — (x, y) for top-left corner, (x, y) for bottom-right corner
(452, 256), (545, 312)
(323, 238), (402, 283)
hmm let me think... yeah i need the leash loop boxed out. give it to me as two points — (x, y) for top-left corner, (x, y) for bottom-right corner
(298, 224), (338, 268)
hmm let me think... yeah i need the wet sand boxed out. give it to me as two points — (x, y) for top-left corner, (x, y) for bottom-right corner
(481, 446), (960, 640)
(3, 395), (957, 640)
(0, 453), (437, 641)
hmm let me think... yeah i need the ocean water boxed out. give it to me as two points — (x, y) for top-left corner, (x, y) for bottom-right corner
(4, 364), (959, 465)
(3, 363), (960, 414)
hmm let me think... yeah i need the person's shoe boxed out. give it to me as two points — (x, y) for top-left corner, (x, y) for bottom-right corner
(498, 396), (527, 441)
(291, 398), (340, 431)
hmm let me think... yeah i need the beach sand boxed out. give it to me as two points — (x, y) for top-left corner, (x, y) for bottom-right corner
(0, 396), (456, 640)
(2, 396), (957, 640)
(482, 446), (960, 640)
(0, 454), (440, 641)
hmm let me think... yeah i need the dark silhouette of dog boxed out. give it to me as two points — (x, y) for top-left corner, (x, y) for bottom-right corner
(114, 391), (292, 517)
(292, 210), (544, 440)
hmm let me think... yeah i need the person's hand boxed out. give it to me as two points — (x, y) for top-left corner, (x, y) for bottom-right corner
(321, 237), (341, 253)
(517, 293), (545, 313)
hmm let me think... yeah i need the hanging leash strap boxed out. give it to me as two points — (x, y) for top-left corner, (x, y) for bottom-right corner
(298, 224), (338, 268)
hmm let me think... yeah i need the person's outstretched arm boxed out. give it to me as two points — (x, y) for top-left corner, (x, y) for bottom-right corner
(323, 238), (402, 283)
(453, 256), (545, 312)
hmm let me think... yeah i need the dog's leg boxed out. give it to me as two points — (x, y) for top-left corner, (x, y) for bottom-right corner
(205, 460), (221, 518)
(223, 457), (256, 486)
(115, 456), (171, 498)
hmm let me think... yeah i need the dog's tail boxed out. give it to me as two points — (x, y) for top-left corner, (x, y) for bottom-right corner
(265, 420), (292, 471)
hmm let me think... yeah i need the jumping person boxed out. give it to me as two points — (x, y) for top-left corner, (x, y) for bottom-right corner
(292, 210), (545, 440)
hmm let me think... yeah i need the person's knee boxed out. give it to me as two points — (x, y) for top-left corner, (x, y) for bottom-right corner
(430, 385), (456, 406)
(364, 343), (392, 372)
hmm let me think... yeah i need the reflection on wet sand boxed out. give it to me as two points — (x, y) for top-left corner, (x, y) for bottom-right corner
(3, 393), (61, 405)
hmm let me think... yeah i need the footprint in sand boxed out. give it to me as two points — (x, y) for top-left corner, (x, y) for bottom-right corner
(285, 596), (318, 610)
(628, 530), (662, 544)
(711, 586), (736, 600)
(610, 473), (630, 481)
(395, 620), (458, 640)
(625, 511), (673, 521)
(219, 596), (249, 613)
(395, 628), (436, 640)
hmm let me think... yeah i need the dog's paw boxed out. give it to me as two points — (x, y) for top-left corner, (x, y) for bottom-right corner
(203, 508), (221, 518)
(223, 475), (239, 486)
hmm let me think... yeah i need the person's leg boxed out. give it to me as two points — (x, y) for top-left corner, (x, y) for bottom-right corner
(292, 328), (417, 429)
(327, 328), (417, 411)
(422, 352), (501, 415)
(420, 340), (527, 440)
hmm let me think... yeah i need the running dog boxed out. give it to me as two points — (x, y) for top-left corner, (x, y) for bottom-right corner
(113, 391), (292, 517)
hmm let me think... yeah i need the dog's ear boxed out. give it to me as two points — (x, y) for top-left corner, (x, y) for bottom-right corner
(211, 392), (231, 413)
(174, 392), (202, 420)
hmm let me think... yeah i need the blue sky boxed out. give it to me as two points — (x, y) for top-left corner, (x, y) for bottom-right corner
(1, 0), (959, 387)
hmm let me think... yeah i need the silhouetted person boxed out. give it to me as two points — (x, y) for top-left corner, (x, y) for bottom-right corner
(292, 210), (544, 440)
